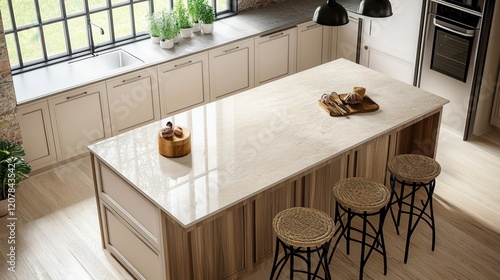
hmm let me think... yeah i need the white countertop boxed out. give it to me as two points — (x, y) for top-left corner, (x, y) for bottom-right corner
(88, 59), (449, 228)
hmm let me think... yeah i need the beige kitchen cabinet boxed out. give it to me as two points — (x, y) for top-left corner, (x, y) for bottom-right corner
(96, 161), (164, 280)
(158, 52), (210, 117)
(106, 67), (160, 135)
(209, 38), (255, 100)
(17, 100), (57, 170)
(333, 14), (362, 63)
(255, 27), (297, 85)
(297, 21), (330, 72)
(48, 82), (111, 161)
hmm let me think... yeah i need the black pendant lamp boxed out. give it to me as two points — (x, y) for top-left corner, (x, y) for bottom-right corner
(313, 0), (349, 26)
(358, 0), (393, 18)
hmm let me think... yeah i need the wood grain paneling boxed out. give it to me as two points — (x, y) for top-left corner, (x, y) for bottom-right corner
(190, 205), (246, 279)
(254, 181), (295, 263)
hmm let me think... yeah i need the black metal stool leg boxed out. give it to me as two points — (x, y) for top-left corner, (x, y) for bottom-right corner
(429, 180), (436, 251)
(346, 209), (352, 255)
(404, 182), (417, 264)
(270, 237), (281, 280)
(359, 211), (368, 280)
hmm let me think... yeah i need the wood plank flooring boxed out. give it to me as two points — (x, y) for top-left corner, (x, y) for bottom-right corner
(1, 127), (500, 279)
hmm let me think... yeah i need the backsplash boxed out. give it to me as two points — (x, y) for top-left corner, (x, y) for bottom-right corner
(0, 12), (21, 144)
(238, 0), (286, 12)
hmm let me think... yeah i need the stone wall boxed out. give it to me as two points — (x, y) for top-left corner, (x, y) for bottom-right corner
(238, 0), (286, 12)
(0, 11), (21, 144)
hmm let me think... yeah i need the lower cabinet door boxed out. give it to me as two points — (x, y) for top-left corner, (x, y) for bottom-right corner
(158, 52), (209, 117)
(103, 205), (162, 280)
(17, 100), (57, 170)
(48, 82), (111, 160)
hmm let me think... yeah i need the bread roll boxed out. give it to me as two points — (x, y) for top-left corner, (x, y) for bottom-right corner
(352, 86), (366, 97)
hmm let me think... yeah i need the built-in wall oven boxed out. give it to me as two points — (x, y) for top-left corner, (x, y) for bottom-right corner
(418, 0), (485, 134)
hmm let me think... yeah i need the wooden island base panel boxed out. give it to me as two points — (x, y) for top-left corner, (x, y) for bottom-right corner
(88, 59), (449, 280)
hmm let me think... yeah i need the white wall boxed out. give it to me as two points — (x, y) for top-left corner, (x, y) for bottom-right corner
(473, 2), (500, 136)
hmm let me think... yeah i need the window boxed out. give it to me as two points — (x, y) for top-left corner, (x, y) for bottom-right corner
(0, 0), (236, 73)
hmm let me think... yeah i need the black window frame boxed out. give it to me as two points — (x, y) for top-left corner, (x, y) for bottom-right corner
(2, 0), (237, 74)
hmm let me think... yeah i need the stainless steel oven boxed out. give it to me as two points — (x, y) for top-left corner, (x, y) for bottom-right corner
(418, 0), (485, 133)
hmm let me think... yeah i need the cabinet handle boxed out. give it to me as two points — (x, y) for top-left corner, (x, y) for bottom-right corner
(224, 46), (240, 53)
(122, 75), (142, 84)
(364, 46), (368, 50)
(269, 32), (284, 39)
(66, 91), (87, 100)
(175, 60), (192, 68)
(306, 24), (318, 29)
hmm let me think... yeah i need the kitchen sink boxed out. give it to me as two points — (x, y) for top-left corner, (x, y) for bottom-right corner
(68, 49), (143, 75)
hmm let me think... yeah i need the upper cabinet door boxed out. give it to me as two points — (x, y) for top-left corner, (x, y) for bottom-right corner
(158, 52), (210, 117)
(48, 82), (111, 161)
(106, 68), (160, 135)
(209, 38), (255, 100)
(297, 22), (325, 72)
(334, 15), (361, 63)
(255, 28), (297, 86)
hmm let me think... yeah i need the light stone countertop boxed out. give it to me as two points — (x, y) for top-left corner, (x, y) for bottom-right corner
(88, 59), (449, 228)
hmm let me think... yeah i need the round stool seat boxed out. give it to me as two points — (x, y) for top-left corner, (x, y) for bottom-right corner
(333, 177), (390, 214)
(273, 207), (335, 248)
(388, 154), (441, 183)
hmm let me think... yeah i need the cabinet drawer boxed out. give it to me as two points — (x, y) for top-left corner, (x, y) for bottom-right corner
(99, 163), (160, 245)
(103, 206), (162, 280)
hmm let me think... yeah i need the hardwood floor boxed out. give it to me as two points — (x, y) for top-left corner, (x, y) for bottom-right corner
(1, 127), (499, 279)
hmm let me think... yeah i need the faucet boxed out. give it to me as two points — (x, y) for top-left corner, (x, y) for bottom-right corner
(87, 15), (105, 56)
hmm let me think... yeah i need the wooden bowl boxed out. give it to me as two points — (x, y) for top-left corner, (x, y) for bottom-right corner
(158, 126), (191, 157)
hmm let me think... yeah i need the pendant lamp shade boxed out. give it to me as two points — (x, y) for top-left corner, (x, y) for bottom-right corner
(313, 0), (349, 26)
(358, 0), (393, 17)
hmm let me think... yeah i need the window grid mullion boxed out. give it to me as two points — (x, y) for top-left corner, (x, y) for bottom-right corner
(130, 0), (136, 37)
(59, 0), (73, 56)
(6, 0), (23, 68)
(107, 0), (115, 43)
(33, 0), (48, 62)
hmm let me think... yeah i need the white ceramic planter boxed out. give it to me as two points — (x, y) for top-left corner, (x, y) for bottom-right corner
(180, 28), (193, 38)
(151, 36), (160, 44)
(160, 39), (174, 49)
(201, 23), (214, 35)
(192, 22), (201, 33)
(173, 33), (181, 44)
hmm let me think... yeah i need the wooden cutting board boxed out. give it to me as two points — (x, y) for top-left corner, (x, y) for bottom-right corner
(318, 93), (379, 117)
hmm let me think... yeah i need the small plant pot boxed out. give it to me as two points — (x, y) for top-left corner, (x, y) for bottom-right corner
(192, 22), (201, 33)
(151, 36), (160, 44)
(173, 33), (181, 44)
(160, 39), (174, 49)
(180, 28), (193, 38)
(201, 23), (214, 35)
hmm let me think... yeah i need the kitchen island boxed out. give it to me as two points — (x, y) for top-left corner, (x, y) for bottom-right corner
(88, 59), (449, 280)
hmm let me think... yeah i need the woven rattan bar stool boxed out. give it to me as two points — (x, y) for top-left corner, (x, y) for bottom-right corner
(269, 207), (335, 280)
(328, 177), (391, 280)
(387, 154), (441, 264)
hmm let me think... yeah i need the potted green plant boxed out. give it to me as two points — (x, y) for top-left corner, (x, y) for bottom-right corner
(199, 3), (215, 34)
(174, 0), (193, 38)
(0, 141), (31, 217)
(188, 0), (205, 33)
(159, 11), (178, 49)
(147, 12), (161, 44)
